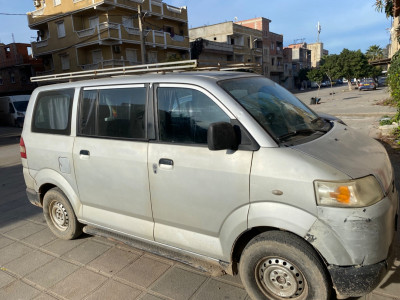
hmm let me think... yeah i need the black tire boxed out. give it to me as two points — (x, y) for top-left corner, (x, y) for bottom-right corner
(43, 187), (83, 240)
(239, 231), (331, 300)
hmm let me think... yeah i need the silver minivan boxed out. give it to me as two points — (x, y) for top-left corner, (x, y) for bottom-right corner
(21, 72), (398, 300)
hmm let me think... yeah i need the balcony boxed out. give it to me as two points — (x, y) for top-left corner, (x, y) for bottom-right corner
(76, 27), (96, 38)
(35, 39), (49, 48)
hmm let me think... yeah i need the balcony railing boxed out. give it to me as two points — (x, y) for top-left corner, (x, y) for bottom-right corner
(123, 26), (140, 35)
(35, 39), (49, 48)
(76, 27), (96, 38)
(30, 7), (45, 18)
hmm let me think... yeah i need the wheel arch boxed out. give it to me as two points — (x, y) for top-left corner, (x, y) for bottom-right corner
(34, 168), (83, 218)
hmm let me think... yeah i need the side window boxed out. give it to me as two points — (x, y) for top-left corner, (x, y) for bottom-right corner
(80, 87), (146, 139)
(32, 89), (74, 135)
(157, 87), (230, 144)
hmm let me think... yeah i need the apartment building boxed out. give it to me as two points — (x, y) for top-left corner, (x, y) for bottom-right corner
(287, 43), (311, 89)
(235, 18), (285, 84)
(307, 42), (328, 67)
(189, 21), (263, 71)
(0, 43), (42, 96)
(27, 0), (190, 74)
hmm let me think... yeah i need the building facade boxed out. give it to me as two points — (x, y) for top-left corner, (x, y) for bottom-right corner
(189, 21), (263, 70)
(287, 43), (311, 89)
(306, 42), (328, 67)
(0, 43), (42, 96)
(27, 0), (190, 74)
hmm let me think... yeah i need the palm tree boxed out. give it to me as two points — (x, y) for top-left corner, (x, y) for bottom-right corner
(366, 45), (384, 61)
(375, 0), (393, 18)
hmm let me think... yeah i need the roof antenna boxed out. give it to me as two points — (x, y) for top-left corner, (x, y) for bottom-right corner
(12, 33), (15, 43)
(316, 21), (321, 43)
(234, 16), (238, 22)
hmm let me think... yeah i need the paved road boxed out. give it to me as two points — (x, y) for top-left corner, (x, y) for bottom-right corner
(0, 86), (399, 299)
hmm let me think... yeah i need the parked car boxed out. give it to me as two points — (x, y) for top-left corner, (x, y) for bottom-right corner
(0, 95), (30, 127)
(378, 76), (387, 87)
(21, 70), (398, 300)
(359, 78), (377, 91)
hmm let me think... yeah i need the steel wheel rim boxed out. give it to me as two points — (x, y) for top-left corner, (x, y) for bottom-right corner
(255, 257), (306, 299)
(49, 200), (69, 231)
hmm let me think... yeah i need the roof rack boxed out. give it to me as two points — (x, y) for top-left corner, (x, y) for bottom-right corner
(30, 59), (261, 83)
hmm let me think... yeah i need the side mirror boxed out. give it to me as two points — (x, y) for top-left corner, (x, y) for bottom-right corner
(207, 122), (238, 151)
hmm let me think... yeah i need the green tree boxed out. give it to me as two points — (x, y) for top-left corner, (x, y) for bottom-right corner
(387, 50), (400, 118)
(365, 45), (384, 61)
(320, 54), (341, 93)
(337, 49), (370, 90)
(307, 68), (324, 96)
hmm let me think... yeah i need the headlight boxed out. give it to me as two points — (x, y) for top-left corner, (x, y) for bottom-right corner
(314, 176), (384, 207)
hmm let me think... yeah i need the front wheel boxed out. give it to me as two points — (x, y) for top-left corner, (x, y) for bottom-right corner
(43, 187), (83, 240)
(239, 231), (331, 300)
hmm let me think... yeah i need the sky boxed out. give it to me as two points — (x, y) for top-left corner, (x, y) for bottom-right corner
(0, 0), (393, 55)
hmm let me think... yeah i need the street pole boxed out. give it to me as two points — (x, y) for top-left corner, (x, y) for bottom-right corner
(138, 4), (147, 64)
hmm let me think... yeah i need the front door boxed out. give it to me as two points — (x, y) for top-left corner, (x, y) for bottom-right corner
(148, 84), (252, 260)
(73, 85), (153, 240)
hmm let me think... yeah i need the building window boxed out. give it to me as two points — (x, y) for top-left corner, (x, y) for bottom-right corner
(0, 76), (3, 85)
(61, 54), (70, 70)
(122, 16), (133, 28)
(56, 21), (66, 38)
(54, 0), (61, 6)
(89, 16), (99, 29)
(271, 43), (274, 50)
(10, 73), (15, 84)
(271, 58), (275, 66)
(148, 51), (158, 63)
(126, 49), (138, 64)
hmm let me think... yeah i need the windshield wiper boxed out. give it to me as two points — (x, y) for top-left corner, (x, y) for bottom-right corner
(277, 128), (324, 142)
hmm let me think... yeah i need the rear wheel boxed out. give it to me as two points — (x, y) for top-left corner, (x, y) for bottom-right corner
(239, 231), (330, 300)
(43, 187), (82, 240)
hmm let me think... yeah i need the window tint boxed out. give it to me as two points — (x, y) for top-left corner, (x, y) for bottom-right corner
(157, 87), (230, 144)
(32, 89), (74, 135)
(9, 103), (15, 114)
(80, 87), (146, 139)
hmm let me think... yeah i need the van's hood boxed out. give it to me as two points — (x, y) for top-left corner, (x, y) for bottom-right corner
(293, 123), (393, 191)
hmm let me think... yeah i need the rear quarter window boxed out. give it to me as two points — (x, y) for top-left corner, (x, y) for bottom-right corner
(32, 89), (74, 135)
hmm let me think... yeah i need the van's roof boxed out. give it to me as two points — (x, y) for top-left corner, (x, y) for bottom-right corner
(34, 71), (260, 91)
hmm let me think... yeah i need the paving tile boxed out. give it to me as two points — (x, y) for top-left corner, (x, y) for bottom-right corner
(4, 250), (54, 277)
(151, 267), (207, 300)
(26, 212), (47, 225)
(4, 222), (46, 240)
(367, 293), (398, 300)
(139, 294), (164, 300)
(192, 278), (248, 300)
(22, 228), (57, 248)
(373, 266), (400, 298)
(88, 247), (139, 275)
(61, 240), (111, 264)
(33, 293), (58, 300)
(0, 219), (28, 233)
(0, 270), (15, 288)
(0, 242), (33, 265)
(85, 279), (142, 300)
(25, 259), (79, 288)
(0, 236), (14, 249)
(0, 280), (41, 300)
(49, 268), (107, 300)
(42, 237), (86, 256)
(117, 256), (170, 288)
(218, 273), (244, 287)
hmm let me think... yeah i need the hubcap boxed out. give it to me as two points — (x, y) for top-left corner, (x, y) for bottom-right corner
(49, 201), (69, 231)
(256, 257), (305, 298)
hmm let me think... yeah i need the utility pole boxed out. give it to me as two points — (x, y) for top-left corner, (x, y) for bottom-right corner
(138, 4), (147, 64)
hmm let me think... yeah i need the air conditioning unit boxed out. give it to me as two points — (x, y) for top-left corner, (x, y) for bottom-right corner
(34, 0), (41, 7)
(113, 45), (121, 54)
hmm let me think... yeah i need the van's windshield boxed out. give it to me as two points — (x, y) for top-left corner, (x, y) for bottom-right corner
(219, 77), (330, 144)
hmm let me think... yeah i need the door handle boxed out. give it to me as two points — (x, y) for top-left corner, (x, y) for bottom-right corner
(159, 158), (174, 170)
(80, 150), (90, 156)
(79, 150), (90, 160)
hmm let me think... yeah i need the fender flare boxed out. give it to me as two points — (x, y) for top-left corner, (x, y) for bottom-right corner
(33, 168), (83, 218)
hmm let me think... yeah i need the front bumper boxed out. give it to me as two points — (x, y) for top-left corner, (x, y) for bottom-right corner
(329, 240), (396, 299)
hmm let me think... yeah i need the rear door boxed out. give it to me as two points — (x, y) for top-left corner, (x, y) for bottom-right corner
(73, 84), (153, 240)
(148, 84), (253, 260)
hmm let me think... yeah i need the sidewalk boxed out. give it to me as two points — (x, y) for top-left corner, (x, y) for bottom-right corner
(0, 116), (399, 300)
